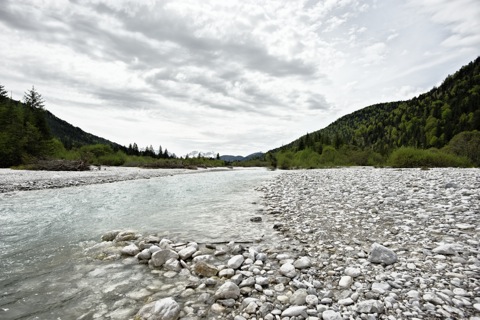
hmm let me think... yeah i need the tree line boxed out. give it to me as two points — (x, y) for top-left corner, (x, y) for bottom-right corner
(0, 85), (54, 167)
(0, 84), (227, 169)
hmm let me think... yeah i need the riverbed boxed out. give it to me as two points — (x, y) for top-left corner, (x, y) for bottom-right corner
(0, 167), (479, 319)
(0, 167), (280, 319)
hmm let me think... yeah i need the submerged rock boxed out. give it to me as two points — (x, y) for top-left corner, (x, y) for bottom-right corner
(150, 249), (179, 267)
(121, 243), (140, 256)
(115, 230), (138, 242)
(193, 261), (218, 277)
(101, 230), (120, 242)
(136, 297), (180, 320)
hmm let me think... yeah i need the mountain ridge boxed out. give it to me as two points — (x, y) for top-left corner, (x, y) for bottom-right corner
(44, 110), (124, 150)
(271, 56), (480, 156)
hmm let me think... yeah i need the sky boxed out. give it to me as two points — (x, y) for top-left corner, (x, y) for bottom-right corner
(1, 0), (479, 157)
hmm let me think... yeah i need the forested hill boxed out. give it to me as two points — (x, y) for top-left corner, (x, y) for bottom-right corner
(45, 110), (123, 150)
(274, 56), (480, 157)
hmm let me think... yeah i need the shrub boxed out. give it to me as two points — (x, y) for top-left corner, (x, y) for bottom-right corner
(294, 148), (321, 168)
(388, 147), (471, 168)
(97, 151), (127, 166)
(276, 150), (295, 169)
(443, 130), (480, 166)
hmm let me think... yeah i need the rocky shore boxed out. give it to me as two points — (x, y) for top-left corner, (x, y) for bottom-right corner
(84, 167), (479, 320)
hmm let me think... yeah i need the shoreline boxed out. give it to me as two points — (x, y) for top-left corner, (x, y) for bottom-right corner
(0, 166), (236, 193)
(80, 167), (479, 319)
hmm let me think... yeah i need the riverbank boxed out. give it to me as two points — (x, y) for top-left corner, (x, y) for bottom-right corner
(82, 167), (479, 319)
(0, 166), (232, 193)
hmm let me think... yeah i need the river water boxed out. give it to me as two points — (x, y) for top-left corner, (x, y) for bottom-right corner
(0, 168), (279, 319)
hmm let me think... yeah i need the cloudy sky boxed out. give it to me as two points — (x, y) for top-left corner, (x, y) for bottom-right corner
(1, 0), (479, 156)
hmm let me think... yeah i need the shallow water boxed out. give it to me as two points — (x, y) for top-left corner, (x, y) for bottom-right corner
(0, 168), (279, 319)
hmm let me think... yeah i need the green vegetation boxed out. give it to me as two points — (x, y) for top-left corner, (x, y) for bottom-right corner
(268, 57), (480, 169)
(388, 147), (470, 168)
(2, 57), (478, 170)
(0, 85), (230, 170)
(0, 86), (57, 167)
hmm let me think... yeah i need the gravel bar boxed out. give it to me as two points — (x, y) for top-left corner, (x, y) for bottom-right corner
(0, 167), (224, 193)
(82, 167), (479, 320)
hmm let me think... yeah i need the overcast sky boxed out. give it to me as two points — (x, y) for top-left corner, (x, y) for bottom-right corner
(1, 0), (479, 156)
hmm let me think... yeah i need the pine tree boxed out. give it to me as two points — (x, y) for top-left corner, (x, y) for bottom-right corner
(23, 86), (45, 109)
(0, 84), (8, 99)
(158, 145), (163, 158)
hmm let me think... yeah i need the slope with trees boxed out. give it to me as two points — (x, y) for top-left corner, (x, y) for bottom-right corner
(0, 86), (58, 167)
(269, 57), (480, 168)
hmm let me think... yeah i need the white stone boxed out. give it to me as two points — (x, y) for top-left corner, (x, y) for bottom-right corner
(344, 267), (361, 277)
(338, 298), (354, 305)
(423, 293), (443, 305)
(136, 297), (180, 320)
(356, 299), (384, 313)
(305, 294), (319, 306)
(121, 243), (139, 256)
(215, 281), (240, 300)
(210, 303), (225, 314)
(322, 310), (342, 320)
(279, 263), (297, 278)
(159, 238), (172, 249)
(293, 256), (312, 269)
(368, 243), (397, 265)
(432, 244), (461, 255)
(228, 255), (245, 269)
(339, 276), (353, 288)
(137, 248), (151, 260)
(164, 258), (181, 272)
(219, 268), (235, 278)
(177, 245), (197, 260)
(151, 249), (179, 267)
(371, 282), (391, 294)
(281, 306), (307, 317)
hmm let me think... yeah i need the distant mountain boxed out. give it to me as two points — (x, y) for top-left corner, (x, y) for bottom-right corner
(186, 151), (218, 159)
(45, 111), (125, 150)
(221, 152), (264, 162)
(272, 56), (480, 155)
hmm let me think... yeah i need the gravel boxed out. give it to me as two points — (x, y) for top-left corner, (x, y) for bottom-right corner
(80, 167), (479, 319)
(0, 167), (219, 193)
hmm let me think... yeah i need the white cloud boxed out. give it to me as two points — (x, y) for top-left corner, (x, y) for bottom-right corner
(360, 42), (387, 65)
(407, 0), (480, 48)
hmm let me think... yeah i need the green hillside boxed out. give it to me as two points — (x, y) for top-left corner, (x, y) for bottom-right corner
(45, 110), (123, 150)
(269, 57), (480, 168)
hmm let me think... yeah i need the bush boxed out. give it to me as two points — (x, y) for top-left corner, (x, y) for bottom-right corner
(97, 151), (127, 166)
(443, 130), (480, 166)
(294, 149), (321, 168)
(388, 147), (471, 168)
(276, 150), (295, 169)
(319, 146), (348, 166)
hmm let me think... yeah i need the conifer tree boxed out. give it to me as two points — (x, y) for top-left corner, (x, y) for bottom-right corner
(23, 86), (45, 109)
(0, 84), (8, 99)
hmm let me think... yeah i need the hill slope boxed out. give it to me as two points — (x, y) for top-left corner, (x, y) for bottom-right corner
(274, 57), (480, 156)
(45, 111), (124, 150)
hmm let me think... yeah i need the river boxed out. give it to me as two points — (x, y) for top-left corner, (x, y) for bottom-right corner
(0, 168), (279, 319)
